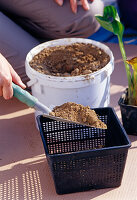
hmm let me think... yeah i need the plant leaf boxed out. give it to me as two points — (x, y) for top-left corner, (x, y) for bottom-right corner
(95, 5), (133, 104)
(127, 57), (137, 71)
(95, 5), (124, 40)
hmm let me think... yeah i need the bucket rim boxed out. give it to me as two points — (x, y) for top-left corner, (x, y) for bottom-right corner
(25, 38), (114, 82)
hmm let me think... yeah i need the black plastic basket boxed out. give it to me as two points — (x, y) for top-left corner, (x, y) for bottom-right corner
(37, 107), (131, 195)
(118, 89), (137, 135)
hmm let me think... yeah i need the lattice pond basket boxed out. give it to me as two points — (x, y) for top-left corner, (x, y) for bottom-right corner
(37, 107), (131, 194)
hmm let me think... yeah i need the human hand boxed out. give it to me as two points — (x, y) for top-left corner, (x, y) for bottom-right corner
(0, 53), (26, 100)
(55, 0), (94, 13)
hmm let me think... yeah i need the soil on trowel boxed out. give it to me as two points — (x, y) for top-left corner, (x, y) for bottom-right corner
(29, 43), (110, 77)
(50, 102), (107, 129)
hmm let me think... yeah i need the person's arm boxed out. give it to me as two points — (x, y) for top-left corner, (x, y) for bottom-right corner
(0, 53), (26, 100)
(55, 0), (94, 13)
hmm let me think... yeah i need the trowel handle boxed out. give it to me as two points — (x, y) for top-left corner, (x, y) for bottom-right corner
(12, 83), (51, 114)
(12, 83), (38, 108)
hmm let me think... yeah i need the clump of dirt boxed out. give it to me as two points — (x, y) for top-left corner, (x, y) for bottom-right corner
(50, 102), (107, 129)
(29, 43), (110, 77)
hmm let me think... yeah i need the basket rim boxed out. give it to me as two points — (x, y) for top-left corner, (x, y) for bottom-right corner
(46, 143), (131, 158)
(36, 107), (131, 157)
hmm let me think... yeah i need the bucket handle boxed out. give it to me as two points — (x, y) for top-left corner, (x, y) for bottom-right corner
(27, 78), (38, 87)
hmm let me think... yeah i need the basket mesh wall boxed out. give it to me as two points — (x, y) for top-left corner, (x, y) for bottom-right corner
(38, 108), (130, 194)
(41, 115), (107, 155)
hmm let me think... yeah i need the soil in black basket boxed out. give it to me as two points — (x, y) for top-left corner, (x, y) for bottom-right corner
(50, 102), (107, 129)
(29, 43), (110, 76)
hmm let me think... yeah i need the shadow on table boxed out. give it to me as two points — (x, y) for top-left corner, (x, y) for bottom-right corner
(0, 112), (43, 166)
(0, 155), (117, 200)
(0, 97), (29, 115)
(0, 111), (117, 200)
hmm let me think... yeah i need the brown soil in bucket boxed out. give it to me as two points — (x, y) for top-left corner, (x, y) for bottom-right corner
(50, 102), (107, 129)
(29, 43), (110, 76)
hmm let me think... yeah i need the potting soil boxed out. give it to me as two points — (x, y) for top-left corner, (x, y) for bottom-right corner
(29, 43), (110, 76)
(50, 102), (107, 129)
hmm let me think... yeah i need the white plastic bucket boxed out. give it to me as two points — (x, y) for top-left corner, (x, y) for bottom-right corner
(25, 38), (114, 117)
